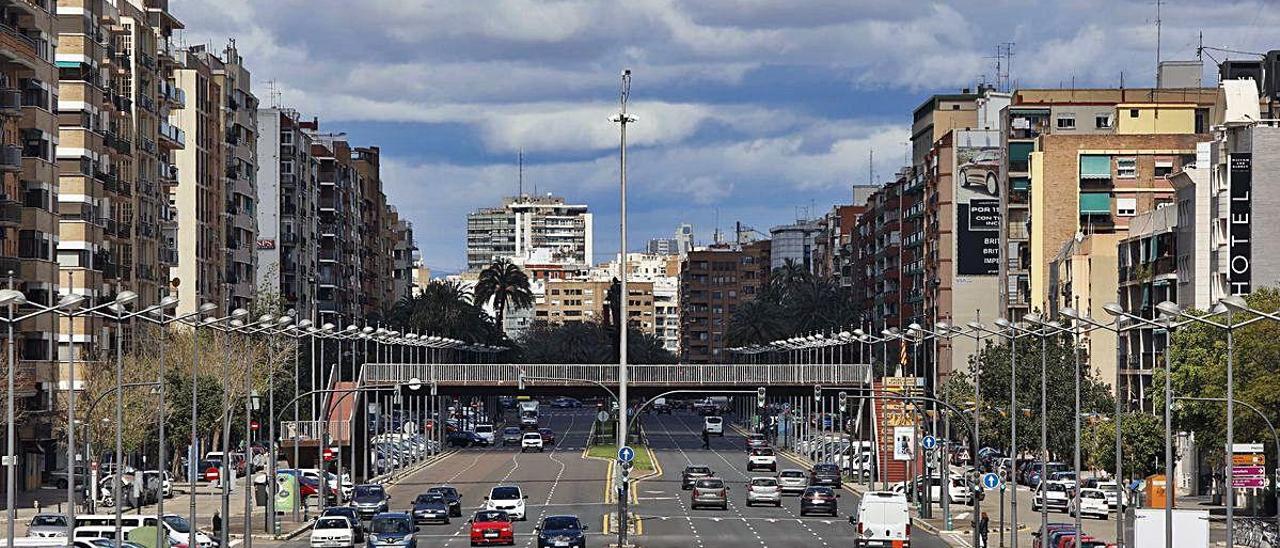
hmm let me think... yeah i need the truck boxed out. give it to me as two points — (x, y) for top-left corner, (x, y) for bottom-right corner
(1123, 508), (1208, 548)
(518, 400), (539, 414)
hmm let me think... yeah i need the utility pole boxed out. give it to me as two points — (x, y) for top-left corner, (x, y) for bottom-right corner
(609, 68), (636, 548)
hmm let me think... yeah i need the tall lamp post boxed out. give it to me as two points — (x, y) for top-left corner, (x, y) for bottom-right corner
(609, 67), (635, 548)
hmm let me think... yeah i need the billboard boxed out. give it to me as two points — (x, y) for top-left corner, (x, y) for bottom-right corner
(954, 136), (1002, 275)
(1229, 153), (1252, 294)
(893, 426), (915, 461)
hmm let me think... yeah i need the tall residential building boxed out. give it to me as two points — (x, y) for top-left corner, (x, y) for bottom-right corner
(769, 218), (822, 272)
(205, 43), (258, 311)
(998, 87), (1220, 320)
(465, 195), (592, 272)
(309, 127), (361, 320)
(590, 252), (681, 353)
(255, 107), (318, 313)
(410, 260), (430, 294)
(647, 222), (693, 257)
(1115, 207), (1176, 407)
(812, 205), (862, 287)
(536, 279), (655, 334)
(679, 240), (769, 363)
(167, 45), (221, 315)
(354, 146), (389, 318)
(852, 169), (907, 333)
(4, 0), (59, 494)
(388, 205), (417, 301)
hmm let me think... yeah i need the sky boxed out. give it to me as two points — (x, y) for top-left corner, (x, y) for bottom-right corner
(172, 0), (1279, 275)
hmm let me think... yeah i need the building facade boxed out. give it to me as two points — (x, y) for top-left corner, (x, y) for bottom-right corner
(465, 195), (592, 272)
(679, 241), (768, 363)
(254, 107), (318, 313)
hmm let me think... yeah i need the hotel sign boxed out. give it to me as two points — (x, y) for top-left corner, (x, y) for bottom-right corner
(1229, 153), (1252, 295)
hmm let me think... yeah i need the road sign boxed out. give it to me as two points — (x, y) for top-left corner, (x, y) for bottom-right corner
(322, 448), (335, 462)
(922, 435), (938, 450)
(1233, 443), (1265, 453)
(1234, 466), (1266, 476)
(981, 472), (1001, 490)
(596, 411), (611, 423)
(1233, 453), (1266, 466)
(204, 467), (219, 482)
(1232, 476), (1266, 489)
(250, 420), (260, 432)
(618, 446), (635, 464)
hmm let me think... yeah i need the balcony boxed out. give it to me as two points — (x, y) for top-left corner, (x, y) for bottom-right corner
(158, 122), (185, 149)
(159, 82), (185, 108)
(0, 145), (21, 172)
(0, 89), (19, 117)
(0, 22), (38, 63)
(159, 162), (178, 182)
(0, 201), (20, 226)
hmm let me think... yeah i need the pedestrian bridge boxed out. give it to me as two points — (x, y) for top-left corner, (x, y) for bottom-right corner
(362, 362), (871, 388)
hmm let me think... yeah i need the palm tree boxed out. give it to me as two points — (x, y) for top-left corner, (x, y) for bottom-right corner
(474, 258), (534, 332)
(389, 280), (503, 344)
(727, 298), (786, 346)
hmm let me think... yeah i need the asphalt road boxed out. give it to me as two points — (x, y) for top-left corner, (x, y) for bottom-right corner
(630, 411), (955, 548)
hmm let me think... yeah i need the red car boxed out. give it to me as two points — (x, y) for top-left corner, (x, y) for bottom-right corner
(538, 428), (556, 445)
(469, 510), (515, 546)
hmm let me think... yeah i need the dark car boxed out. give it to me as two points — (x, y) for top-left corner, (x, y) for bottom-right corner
(809, 464), (842, 488)
(350, 484), (390, 519)
(322, 506), (366, 542)
(448, 431), (484, 448)
(537, 428), (556, 445)
(427, 485), (464, 517)
(366, 512), (416, 548)
(550, 398), (581, 409)
(501, 427), (523, 446)
(799, 486), (839, 516)
(957, 148), (1001, 196)
(535, 515), (587, 548)
(681, 465), (713, 490)
(412, 493), (451, 524)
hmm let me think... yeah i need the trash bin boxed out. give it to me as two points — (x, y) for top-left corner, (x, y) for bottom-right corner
(255, 482), (269, 506)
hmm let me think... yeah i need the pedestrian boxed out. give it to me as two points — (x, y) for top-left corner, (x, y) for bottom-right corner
(211, 511), (222, 537)
(978, 511), (989, 548)
(701, 428), (710, 450)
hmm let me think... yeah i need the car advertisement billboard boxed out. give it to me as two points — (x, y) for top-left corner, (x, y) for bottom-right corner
(954, 133), (1002, 276)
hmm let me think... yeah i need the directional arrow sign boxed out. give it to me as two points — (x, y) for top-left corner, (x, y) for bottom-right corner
(922, 435), (938, 450)
(618, 446), (636, 464)
(1234, 466), (1266, 477)
(981, 472), (1002, 490)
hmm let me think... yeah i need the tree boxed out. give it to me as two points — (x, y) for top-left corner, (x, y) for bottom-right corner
(1084, 412), (1165, 479)
(725, 260), (857, 348)
(389, 280), (505, 345)
(517, 320), (677, 365)
(474, 258), (534, 333)
(943, 334), (1114, 460)
(727, 298), (787, 346)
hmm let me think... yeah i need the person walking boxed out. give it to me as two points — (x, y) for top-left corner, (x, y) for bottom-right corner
(978, 511), (990, 548)
(701, 428), (710, 450)
(211, 511), (222, 538)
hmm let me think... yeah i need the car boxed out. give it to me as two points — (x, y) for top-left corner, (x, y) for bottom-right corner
(809, 463), (842, 488)
(474, 424), (496, 446)
(426, 486), (464, 517)
(703, 416), (724, 436)
(745, 434), (768, 450)
(1028, 463), (1070, 488)
(350, 484), (390, 519)
(1055, 535), (1106, 548)
(747, 447), (776, 472)
(691, 478), (729, 510)
(958, 148), (1001, 195)
(777, 469), (808, 495)
(1031, 523), (1075, 548)
(521, 432), (545, 453)
(851, 491), (910, 546)
(745, 477), (782, 507)
(534, 515), (587, 548)
(448, 431), (485, 448)
(538, 428), (556, 445)
(501, 427), (523, 446)
(412, 492), (452, 524)
(1032, 480), (1072, 513)
(485, 485), (529, 521)
(1069, 488), (1110, 519)
(141, 470), (174, 499)
(47, 467), (89, 490)
(310, 515), (357, 548)
(25, 513), (68, 538)
(321, 507), (366, 542)
(468, 510), (515, 546)
(1095, 481), (1128, 510)
(366, 512), (416, 548)
(550, 398), (582, 409)
(652, 398), (672, 414)
(680, 465), (713, 490)
(1049, 471), (1078, 490)
(799, 486), (839, 516)
(520, 412), (539, 429)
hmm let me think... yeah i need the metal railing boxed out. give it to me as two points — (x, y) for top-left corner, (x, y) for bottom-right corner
(363, 362), (872, 387)
(277, 419), (352, 444)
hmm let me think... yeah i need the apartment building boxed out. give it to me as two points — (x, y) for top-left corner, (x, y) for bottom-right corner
(1, 0), (58, 494)
(812, 204), (862, 287)
(536, 279), (655, 334)
(646, 222), (693, 257)
(255, 107), (318, 313)
(998, 87), (1219, 320)
(678, 240), (769, 363)
(389, 206), (417, 302)
(167, 46), (220, 315)
(354, 146), (389, 318)
(589, 252), (681, 353)
(1116, 207), (1176, 407)
(1047, 231), (1122, 398)
(309, 127), (361, 320)
(851, 170), (907, 332)
(205, 44), (258, 311)
(465, 194), (592, 272)
(769, 218), (822, 272)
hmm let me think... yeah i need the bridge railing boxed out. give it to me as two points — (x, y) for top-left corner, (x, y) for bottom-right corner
(362, 363), (870, 387)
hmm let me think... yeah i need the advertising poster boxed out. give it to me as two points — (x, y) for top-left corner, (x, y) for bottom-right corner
(893, 426), (915, 461)
(1229, 153), (1252, 294)
(275, 472), (298, 512)
(954, 133), (1002, 276)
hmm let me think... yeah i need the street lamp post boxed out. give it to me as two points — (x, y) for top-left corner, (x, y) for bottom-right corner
(609, 67), (636, 548)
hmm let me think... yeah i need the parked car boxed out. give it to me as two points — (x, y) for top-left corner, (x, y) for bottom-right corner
(1069, 488), (1110, 519)
(745, 477), (782, 507)
(46, 467), (89, 490)
(799, 486), (839, 516)
(533, 515), (586, 548)
(26, 513), (69, 537)
(777, 469), (809, 495)
(691, 478), (729, 510)
(467, 510), (514, 546)
(309, 515), (356, 548)
(1095, 481), (1129, 510)
(448, 431), (485, 448)
(681, 465), (713, 490)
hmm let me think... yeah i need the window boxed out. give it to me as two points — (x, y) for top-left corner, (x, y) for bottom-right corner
(1095, 115), (1112, 129)
(1116, 157), (1137, 179)
(1130, 109), (1140, 118)
(1116, 198), (1137, 216)
(1154, 160), (1173, 177)
(1056, 116), (1076, 129)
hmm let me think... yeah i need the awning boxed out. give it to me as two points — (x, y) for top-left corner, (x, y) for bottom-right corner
(1011, 177), (1029, 192)
(1080, 155), (1112, 179)
(1009, 142), (1034, 164)
(1079, 193), (1111, 215)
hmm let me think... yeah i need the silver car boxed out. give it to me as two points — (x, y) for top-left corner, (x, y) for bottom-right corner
(777, 469), (808, 495)
(26, 513), (68, 537)
(745, 477), (782, 507)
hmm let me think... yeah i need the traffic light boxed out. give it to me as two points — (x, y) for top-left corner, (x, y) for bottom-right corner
(756, 387), (766, 409)
(838, 391), (847, 413)
(814, 384), (822, 402)
(518, 371), (525, 391)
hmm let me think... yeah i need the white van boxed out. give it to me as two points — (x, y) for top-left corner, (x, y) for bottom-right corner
(851, 491), (910, 547)
(74, 514), (214, 548)
(703, 416), (724, 436)
(518, 400), (539, 414)
(473, 424), (495, 446)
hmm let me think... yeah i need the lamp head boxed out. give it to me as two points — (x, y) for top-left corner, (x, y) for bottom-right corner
(257, 313), (275, 324)
(1220, 295), (1249, 312)
(230, 319), (244, 328)
(880, 329), (894, 337)
(966, 321), (984, 330)
(362, 326), (374, 334)
(57, 294), (86, 310)
(853, 328), (865, 337)
(277, 315), (294, 326)
(908, 322), (921, 333)
(1060, 307), (1078, 320)
(0, 289), (25, 306)
(231, 308), (249, 319)
(406, 333), (418, 339)
(297, 319), (313, 329)
(1023, 312), (1042, 324)
(159, 296), (180, 309)
(198, 302), (217, 314)
(993, 318), (1010, 328)
(1156, 301), (1182, 317)
(321, 322), (335, 331)
(1102, 303), (1125, 317)
(115, 290), (139, 305)
(935, 321), (950, 332)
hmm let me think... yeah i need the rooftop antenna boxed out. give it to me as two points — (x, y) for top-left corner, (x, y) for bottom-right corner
(517, 148), (524, 198)
(868, 148), (875, 186)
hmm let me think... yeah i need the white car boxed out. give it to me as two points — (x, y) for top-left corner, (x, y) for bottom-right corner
(1032, 480), (1072, 513)
(1070, 488), (1111, 519)
(1096, 481), (1129, 510)
(746, 447), (776, 472)
(484, 485), (528, 520)
(703, 416), (724, 436)
(310, 516), (356, 548)
(520, 432), (544, 453)
(474, 424), (495, 446)
(745, 477), (782, 507)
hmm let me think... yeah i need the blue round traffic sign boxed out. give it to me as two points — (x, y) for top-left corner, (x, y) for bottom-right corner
(922, 435), (937, 450)
(981, 472), (1002, 490)
(618, 446), (635, 463)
